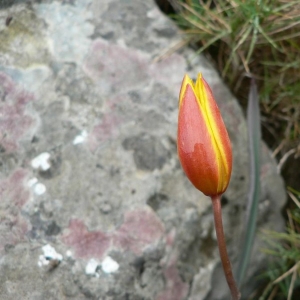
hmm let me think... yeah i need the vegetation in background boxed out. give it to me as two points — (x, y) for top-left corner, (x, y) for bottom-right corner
(170, 0), (299, 165)
(158, 0), (300, 298)
(258, 188), (300, 300)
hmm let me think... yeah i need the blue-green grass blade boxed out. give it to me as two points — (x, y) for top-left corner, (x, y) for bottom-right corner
(237, 78), (261, 286)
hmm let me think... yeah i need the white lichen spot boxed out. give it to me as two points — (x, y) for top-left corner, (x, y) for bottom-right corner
(28, 178), (46, 196)
(34, 183), (46, 195)
(66, 250), (73, 258)
(101, 256), (119, 274)
(31, 152), (51, 171)
(85, 259), (100, 277)
(38, 244), (63, 267)
(73, 130), (87, 145)
(27, 177), (38, 188)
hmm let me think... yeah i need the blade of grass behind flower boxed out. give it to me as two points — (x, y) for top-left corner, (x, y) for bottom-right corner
(237, 78), (261, 286)
(196, 31), (230, 54)
(256, 23), (281, 50)
(222, 24), (253, 76)
(245, 17), (258, 63)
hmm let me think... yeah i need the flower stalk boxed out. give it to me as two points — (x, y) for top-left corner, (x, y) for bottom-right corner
(211, 195), (241, 300)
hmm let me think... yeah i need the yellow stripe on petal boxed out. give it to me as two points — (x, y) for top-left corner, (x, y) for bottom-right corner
(179, 74), (196, 106)
(194, 73), (230, 193)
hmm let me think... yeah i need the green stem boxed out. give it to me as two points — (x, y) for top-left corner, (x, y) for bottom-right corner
(211, 195), (241, 300)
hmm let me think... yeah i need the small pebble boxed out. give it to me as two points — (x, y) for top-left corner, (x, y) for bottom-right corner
(38, 244), (62, 267)
(31, 152), (51, 171)
(73, 130), (87, 145)
(34, 183), (46, 195)
(85, 259), (100, 277)
(101, 256), (119, 274)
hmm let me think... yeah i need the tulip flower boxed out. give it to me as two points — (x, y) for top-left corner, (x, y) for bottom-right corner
(177, 73), (240, 300)
(177, 73), (232, 197)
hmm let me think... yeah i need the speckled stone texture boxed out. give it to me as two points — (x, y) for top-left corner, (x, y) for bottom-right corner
(0, 0), (285, 299)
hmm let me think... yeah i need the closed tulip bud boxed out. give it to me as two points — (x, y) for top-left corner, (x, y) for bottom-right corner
(177, 73), (232, 197)
(177, 73), (240, 300)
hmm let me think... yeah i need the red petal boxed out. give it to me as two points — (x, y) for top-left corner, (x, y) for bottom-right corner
(178, 84), (220, 196)
(202, 78), (232, 193)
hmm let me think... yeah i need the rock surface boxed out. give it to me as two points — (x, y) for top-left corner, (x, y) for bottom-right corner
(0, 0), (286, 299)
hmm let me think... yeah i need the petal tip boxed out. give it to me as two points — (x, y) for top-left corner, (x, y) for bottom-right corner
(179, 74), (195, 105)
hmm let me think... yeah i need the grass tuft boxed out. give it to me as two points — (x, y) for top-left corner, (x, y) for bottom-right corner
(171, 0), (300, 158)
(258, 189), (300, 299)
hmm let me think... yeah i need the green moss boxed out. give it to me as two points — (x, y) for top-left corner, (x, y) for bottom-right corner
(0, 8), (50, 68)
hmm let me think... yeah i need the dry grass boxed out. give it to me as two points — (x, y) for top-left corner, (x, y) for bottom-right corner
(171, 0), (300, 161)
(257, 189), (300, 300)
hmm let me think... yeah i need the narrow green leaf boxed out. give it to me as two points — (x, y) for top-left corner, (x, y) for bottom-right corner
(237, 78), (261, 286)
(195, 30), (230, 54)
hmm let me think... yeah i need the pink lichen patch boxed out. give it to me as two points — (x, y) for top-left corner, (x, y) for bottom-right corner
(165, 229), (176, 247)
(0, 73), (36, 153)
(62, 219), (112, 259)
(0, 214), (29, 251)
(148, 53), (186, 98)
(113, 208), (165, 255)
(88, 112), (120, 152)
(83, 39), (148, 94)
(155, 264), (189, 300)
(62, 208), (165, 260)
(0, 169), (31, 251)
(0, 169), (31, 208)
